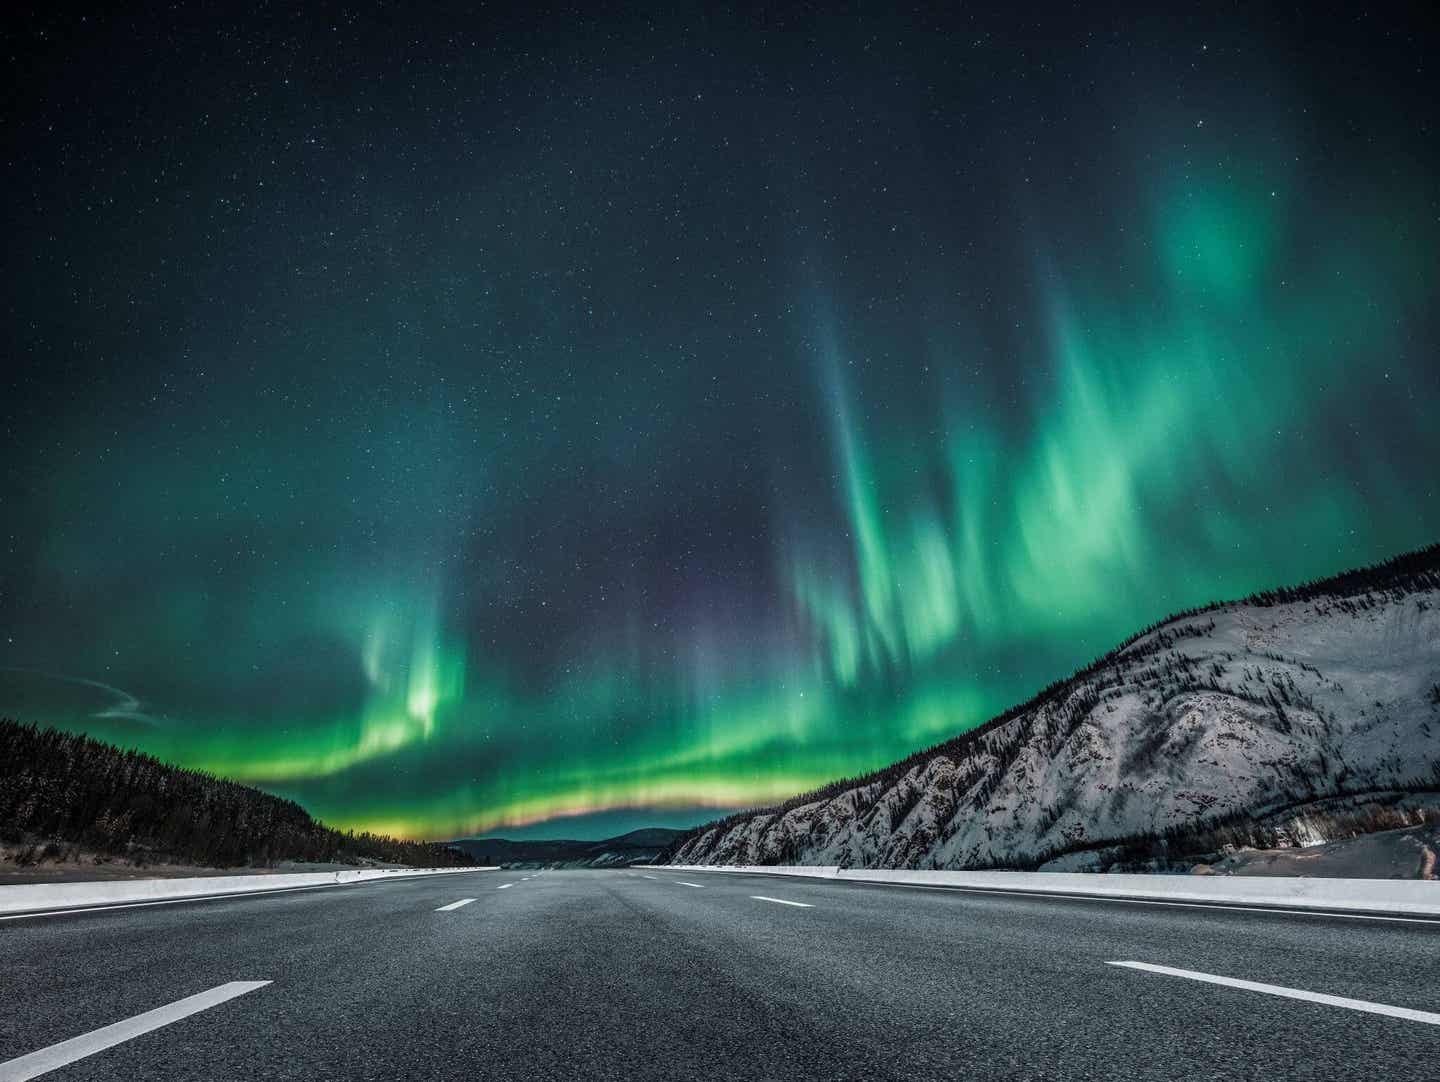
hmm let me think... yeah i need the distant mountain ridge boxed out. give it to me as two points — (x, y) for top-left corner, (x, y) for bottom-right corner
(661, 543), (1440, 871)
(450, 827), (684, 868)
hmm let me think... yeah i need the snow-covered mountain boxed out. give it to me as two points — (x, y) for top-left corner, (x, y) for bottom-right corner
(663, 545), (1440, 871)
(450, 828), (684, 868)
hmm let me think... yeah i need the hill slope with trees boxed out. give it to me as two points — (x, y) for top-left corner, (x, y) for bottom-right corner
(0, 720), (472, 870)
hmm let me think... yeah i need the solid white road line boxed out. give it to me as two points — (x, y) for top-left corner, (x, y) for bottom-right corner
(434, 898), (476, 911)
(0, 884), (353, 923)
(671, 871), (1440, 926)
(0, 981), (270, 1082)
(0, 869), (498, 924)
(676, 882), (705, 888)
(1107, 962), (1440, 1026)
(751, 895), (813, 908)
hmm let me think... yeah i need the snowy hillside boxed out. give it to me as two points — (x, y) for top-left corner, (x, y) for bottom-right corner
(663, 545), (1440, 871)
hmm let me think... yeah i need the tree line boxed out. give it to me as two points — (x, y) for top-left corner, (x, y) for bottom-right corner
(0, 719), (473, 869)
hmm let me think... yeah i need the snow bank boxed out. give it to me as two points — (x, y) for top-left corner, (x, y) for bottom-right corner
(0, 865), (496, 916)
(652, 864), (1440, 916)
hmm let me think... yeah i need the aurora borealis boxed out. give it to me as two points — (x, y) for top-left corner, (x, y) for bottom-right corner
(3, 6), (1437, 841)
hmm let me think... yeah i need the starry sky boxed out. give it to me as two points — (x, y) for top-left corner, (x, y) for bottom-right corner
(3, 4), (1437, 840)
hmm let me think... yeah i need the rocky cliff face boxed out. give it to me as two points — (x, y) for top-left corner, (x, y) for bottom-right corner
(664, 546), (1440, 870)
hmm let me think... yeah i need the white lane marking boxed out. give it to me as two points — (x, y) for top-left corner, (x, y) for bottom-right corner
(434, 898), (476, 911)
(0, 981), (270, 1081)
(676, 882), (705, 888)
(497, 883), (515, 889)
(751, 895), (813, 908)
(670, 872), (1440, 926)
(641, 875), (657, 880)
(1107, 962), (1440, 1026)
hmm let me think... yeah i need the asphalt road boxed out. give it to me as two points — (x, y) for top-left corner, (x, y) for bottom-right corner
(1, 867), (1437, 1080)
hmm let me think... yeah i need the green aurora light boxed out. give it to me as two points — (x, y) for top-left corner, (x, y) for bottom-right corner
(3, 10), (1437, 839)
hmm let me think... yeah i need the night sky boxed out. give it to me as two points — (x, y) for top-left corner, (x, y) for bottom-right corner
(3, 5), (1437, 840)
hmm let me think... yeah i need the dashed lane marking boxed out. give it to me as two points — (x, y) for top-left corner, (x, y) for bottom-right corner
(435, 898), (476, 911)
(0, 982), (271, 1081)
(1107, 961), (1440, 1026)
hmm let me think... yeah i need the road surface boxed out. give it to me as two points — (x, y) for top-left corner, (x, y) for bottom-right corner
(2, 868), (1436, 1080)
